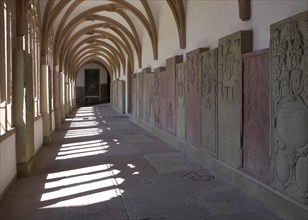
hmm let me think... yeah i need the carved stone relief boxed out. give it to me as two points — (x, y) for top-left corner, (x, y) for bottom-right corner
(186, 48), (208, 148)
(165, 56), (183, 136)
(145, 72), (154, 124)
(242, 49), (270, 182)
(270, 11), (308, 204)
(154, 67), (165, 128)
(143, 68), (151, 122)
(137, 72), (143, 119)
(132, 75), (137, 117)
(218, 30), (252, 169)
(118, 80), (126, 114)
(176, 62), (186, 140)
(200, 48), (218, 158)
(159, 70), (167, 131)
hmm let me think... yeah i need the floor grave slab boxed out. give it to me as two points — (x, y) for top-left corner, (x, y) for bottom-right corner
(144, 153), (202, 174)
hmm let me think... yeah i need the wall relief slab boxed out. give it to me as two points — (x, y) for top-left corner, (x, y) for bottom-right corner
(165, 56), (183, 136)
(200, 48), (218, 158)
(154, 67), (166, 129)
(218, 30), (253, 169)
(242, 49), (270, 182)
(270, 11), (308, 204)
(176, 62), (186, 140)
(186, 48), (208, 148)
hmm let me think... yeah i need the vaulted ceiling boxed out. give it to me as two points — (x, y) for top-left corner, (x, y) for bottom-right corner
(39, 0), (186, 79)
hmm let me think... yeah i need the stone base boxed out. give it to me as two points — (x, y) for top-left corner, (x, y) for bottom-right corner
(17, 156), (35, 177)
(43, 134), (53, 146)
(55, 124), (61, 130)
(131, 116), (308, 220)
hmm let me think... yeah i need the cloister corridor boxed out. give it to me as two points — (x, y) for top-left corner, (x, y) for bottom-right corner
(0, 104), (282, 220)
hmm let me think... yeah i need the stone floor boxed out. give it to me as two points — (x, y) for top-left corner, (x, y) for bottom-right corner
(0, 104), (283, 220)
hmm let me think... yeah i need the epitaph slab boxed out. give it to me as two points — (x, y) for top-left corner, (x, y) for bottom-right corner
(118, 80), (125, 114)
(143, 68), (151, 121)
(270, 11), (308, 204)
(200, 48), (218, 158)
(132, 75), (137, 117)
(137, 72), (143, 119)
(186, 48), (208, 148)
(218, 30), (252, 169)
(165, 56), (183, 136)
(242, 49), (270, 182)
(159, 70), (167, 131)
(176, 62), (186, 140)
(145, 72), (154, 124)
(154, 67), (165, 128)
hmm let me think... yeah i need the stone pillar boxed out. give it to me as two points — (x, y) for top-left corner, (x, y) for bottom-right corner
(65, 75), (69, 115)
(53, 66), (61, 129)
(270, 11), (308, 205)
(40, 63), (53, 145)
(60, 72), (66, 121)
(12, 49), (35, 176)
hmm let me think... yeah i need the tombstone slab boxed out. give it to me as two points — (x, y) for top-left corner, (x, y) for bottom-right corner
(176, 62), (186, 140)
(143, 68), (151, 121)
(186, 48), (208, 148)
(137, 72), (143, 119)
(132, 75), (137, 117)
(165, 56), (183, 136)
(154, 67), (166, 128)
(218, 30), (252, 169)
(242, 49), (270, 182)
(200, 48), (218, 158)
(270, 11), (308, 204)
(145, 72), (155, 124)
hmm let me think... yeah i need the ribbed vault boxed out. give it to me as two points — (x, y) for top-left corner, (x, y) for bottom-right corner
(40, 0), (186, 80)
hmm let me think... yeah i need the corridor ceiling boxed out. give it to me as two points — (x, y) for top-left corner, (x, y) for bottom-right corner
(39, 0), (186, 78)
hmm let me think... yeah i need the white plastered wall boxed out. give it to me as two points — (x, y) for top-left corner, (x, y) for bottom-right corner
(133, 0), (308, 72)
(0, 133), (16, 198)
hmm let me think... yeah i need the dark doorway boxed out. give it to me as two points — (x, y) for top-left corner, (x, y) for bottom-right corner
(85, 69), (100, 105)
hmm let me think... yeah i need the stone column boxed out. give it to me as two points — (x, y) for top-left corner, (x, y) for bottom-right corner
(53, 66), (61, 129)
(41, 63), (52, 145)
(12, 49), (35, 176)
(60, 72), (65, 121)
(65, 75), (69, 115)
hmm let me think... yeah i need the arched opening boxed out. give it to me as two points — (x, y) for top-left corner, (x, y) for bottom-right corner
(75, 62), (110, 107)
